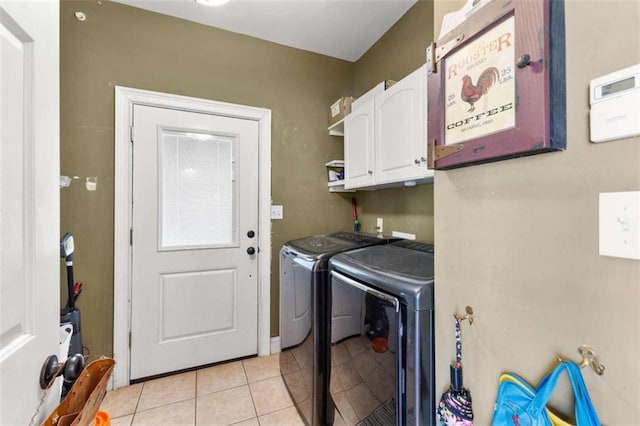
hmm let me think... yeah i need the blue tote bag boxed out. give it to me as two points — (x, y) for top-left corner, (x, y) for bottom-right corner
(491, 361), (601, 426)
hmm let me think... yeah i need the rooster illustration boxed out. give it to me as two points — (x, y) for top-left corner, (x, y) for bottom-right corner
(460, 67), (500, 112)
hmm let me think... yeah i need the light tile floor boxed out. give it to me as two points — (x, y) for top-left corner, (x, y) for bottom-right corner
(100, 354), (304, 426)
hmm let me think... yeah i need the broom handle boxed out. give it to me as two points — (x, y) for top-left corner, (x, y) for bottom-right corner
(66, 263), (74, 308)
(455, 318), (462, 366)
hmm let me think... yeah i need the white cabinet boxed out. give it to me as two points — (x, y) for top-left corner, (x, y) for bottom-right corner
(344, 95), (375, 188)
(343, 65), (433, 190)
(375, 66), (430, 184)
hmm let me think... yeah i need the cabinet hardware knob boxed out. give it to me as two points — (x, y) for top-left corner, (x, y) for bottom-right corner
(516, 54), (531, 68)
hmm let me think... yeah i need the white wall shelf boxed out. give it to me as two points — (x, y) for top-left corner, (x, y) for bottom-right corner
(328, 118), (345, 136)
(326, 160), (352, 192)
(328, 180), (355, 192)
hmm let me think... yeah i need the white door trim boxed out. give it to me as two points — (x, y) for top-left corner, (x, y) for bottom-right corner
(113, 86), (271, 388)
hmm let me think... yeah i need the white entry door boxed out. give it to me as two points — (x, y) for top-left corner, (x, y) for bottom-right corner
(0, 1), (60, 424)
(130, 105), (259, 380)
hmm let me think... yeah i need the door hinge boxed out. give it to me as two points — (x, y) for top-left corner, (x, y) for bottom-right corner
(426, 34), (465, 74)
(129, 331), (132, 349)
(130, 126), (134, 143)
(129, 228), (133, 246)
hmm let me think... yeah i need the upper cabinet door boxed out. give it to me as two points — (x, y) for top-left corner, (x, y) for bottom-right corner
(374, 65), (431, 185)
(344, 97), (375, 189)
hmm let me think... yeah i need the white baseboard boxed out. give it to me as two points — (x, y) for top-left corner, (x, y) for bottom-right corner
(270, 336), (281, 354)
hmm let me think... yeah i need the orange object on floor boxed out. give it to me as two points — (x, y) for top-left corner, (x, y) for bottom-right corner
(94, 411), (110, 426)
(372, 337), (388, 353)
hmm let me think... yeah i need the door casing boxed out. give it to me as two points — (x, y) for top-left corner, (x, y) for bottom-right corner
(113, 86), (271, 388)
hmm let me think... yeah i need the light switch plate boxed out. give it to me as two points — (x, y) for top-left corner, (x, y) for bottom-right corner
(599, 191), (640, 259)
(270, 205), (283, 220)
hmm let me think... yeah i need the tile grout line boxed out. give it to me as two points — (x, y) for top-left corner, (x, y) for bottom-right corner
(127, 358), (286, 424)
(248, 377), (296, 418)
(194, 370), (199, 426)
(241, 360), (260, 422)
(130, 381), (144, 424)
(132, 397), (196, 414)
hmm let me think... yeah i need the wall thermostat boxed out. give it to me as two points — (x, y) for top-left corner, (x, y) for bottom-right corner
(589, 63), (640, 143)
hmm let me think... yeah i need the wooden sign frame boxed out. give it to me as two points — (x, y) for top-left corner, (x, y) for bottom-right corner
(427, 0), (566, 170)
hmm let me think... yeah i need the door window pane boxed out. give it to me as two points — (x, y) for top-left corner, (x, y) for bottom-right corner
(159, 129), (236, 249)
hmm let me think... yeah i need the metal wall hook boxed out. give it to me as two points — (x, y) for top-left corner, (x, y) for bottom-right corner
(558, 345), (605, 376)
(453, 306), (474, 325)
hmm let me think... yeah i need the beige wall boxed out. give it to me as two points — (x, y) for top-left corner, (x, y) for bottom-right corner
(352, 1), (436, 242)
(60, 0), (354, 355)
(433, 0), (640, 422)
(355, 0), (434, 96)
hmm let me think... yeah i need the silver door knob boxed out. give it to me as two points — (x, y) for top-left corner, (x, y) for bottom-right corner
(39, 354), (84, 390)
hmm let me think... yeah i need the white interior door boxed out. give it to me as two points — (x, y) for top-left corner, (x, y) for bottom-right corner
(0, 1), (60, 424)
(130, 105), (259, 380)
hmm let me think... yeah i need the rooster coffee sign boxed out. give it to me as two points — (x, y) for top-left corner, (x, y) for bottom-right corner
(444, 16), (515, 145)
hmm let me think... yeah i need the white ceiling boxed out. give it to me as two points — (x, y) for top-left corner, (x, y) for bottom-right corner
(112, 0), (418, 61)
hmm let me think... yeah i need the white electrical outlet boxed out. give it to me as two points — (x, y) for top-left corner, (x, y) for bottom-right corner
(271, 205), (284, 220)
(599, 191), (640, 259)
(376, 217), (383, 233)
